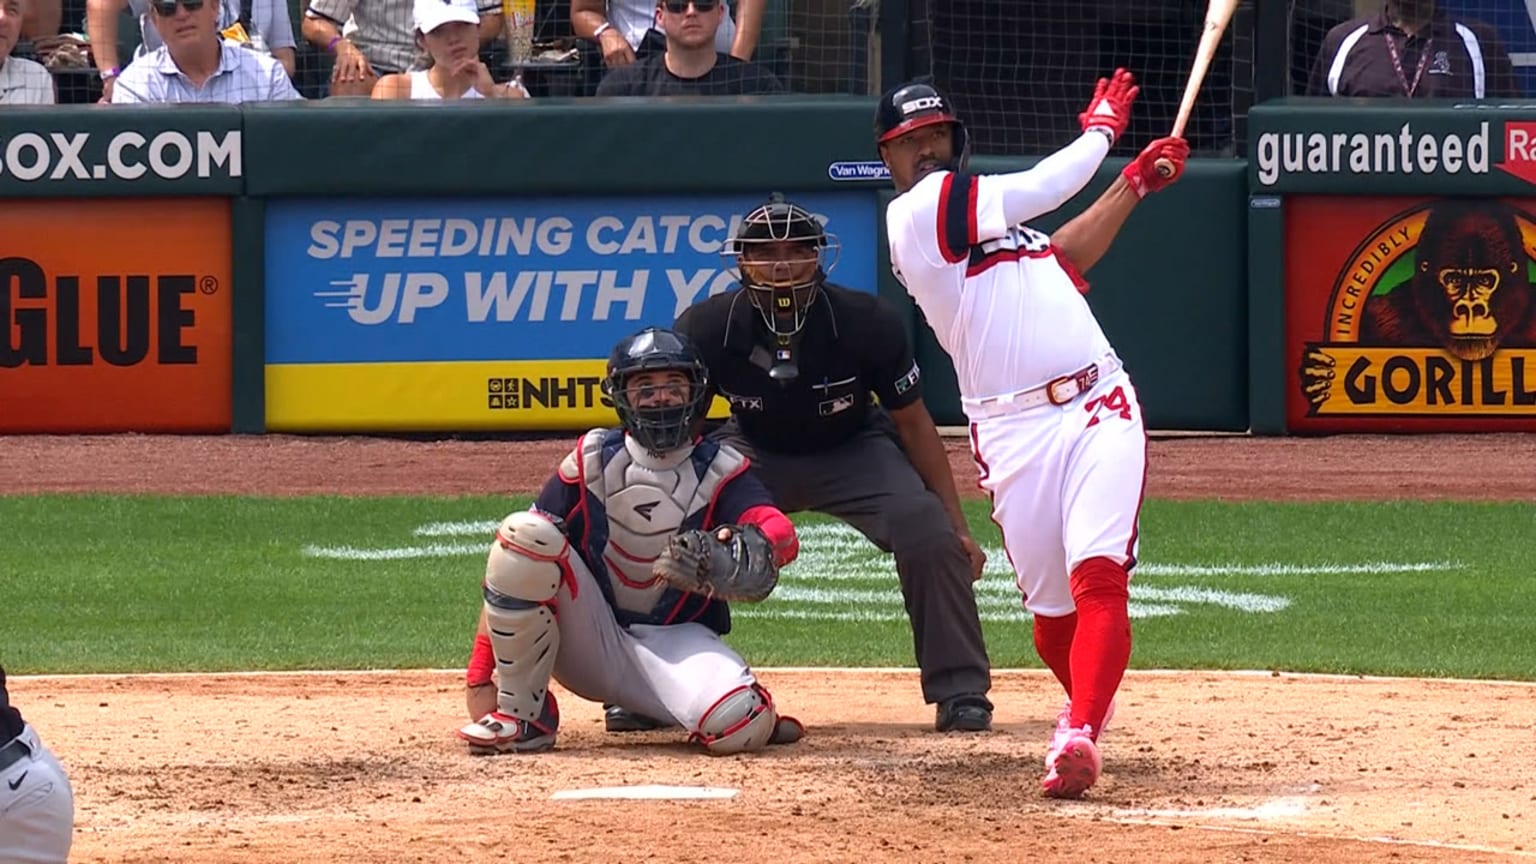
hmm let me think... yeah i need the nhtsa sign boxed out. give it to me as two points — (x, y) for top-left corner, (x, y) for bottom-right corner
(0, 130), (241, 182)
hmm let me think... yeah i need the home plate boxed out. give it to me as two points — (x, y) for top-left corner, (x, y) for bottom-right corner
(551, 785), (740, 801)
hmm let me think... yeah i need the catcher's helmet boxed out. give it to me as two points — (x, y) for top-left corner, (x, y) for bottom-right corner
(722, 192), (841, 339)
(602, 327), (712, 455)
(874, 81), (970, 173)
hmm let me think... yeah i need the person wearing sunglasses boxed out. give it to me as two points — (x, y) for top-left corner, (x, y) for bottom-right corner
(87, 0), (297, 104)
(593, 0), (780, 96)
(108, 0), (302, 101)
(371, 0), (526, 99)
(572, 0), (761, 86)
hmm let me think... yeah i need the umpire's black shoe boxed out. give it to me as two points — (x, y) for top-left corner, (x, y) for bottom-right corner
(936, 695), (994, 732)
(603, 703), (673, 732)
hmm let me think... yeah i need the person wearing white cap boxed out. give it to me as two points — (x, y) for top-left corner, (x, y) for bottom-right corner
(371, 0), (526, 99)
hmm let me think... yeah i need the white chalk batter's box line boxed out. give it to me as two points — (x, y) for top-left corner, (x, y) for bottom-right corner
(296, 519), (1466, 621)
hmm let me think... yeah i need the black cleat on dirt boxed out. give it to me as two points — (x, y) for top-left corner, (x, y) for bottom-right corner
(936, 695), (994, 732)
(603, 704), (674, 733)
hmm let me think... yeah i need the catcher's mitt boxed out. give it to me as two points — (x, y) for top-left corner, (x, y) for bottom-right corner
(653, 524), (779, 602)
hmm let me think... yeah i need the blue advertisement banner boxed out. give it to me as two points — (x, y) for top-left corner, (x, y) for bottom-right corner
(263, 194), (878, 364)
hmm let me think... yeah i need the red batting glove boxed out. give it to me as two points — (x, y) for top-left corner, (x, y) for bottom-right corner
(1078, 68), (1138, 144)
(1122, 135), (1191, 199)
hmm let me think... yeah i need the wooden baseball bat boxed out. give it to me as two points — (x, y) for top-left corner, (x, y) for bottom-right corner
(1155, 0), (1241, 178)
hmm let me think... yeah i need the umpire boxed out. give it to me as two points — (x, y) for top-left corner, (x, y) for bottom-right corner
(671, 193), (994, 732)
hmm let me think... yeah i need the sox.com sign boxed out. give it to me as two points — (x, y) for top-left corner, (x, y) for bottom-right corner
(0, 130), (241, 182)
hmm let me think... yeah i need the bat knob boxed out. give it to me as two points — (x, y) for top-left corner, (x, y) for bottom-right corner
(1154, 157), (1175, 179)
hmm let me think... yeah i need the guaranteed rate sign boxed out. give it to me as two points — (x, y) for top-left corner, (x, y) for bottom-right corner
(261, 194), (877, 432)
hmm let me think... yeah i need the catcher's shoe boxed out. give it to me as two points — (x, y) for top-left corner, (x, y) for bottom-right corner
(458, 693), (559, 755)
(936, 694), (993, 732)
(603, 704), (676, 733)
(769, 715), (806, 746)
(1042, 723), (1101, 799)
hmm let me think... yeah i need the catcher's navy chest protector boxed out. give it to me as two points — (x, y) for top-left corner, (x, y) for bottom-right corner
(556, 427), (745, 633)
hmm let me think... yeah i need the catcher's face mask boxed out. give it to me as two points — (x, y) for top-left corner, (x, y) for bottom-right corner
(611, 367), (709, 454)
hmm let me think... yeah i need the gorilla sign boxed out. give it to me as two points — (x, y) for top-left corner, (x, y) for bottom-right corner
(1287, 197), (1536, 432)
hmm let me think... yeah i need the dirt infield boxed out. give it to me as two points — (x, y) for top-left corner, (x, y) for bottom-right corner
(6, 433), (1536, 863)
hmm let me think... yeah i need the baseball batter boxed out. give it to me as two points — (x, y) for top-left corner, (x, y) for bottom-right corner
(0, 664), (75, 863)
(875, 73), (1189, 798)
(458, 326), (805, 755)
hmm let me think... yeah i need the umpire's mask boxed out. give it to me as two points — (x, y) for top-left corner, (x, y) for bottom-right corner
(724, 193), (842, 338)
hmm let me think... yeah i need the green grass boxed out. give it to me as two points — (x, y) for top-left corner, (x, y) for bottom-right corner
(3, 495), (1533, 681)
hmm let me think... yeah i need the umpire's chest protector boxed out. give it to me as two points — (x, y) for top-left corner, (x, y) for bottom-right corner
(560, 429), (747, 626)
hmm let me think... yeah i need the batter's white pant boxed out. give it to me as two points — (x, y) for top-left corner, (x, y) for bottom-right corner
(968, 369), (1148, 617)
(550, 553), (758, 732)
(0, 724), (74, 864)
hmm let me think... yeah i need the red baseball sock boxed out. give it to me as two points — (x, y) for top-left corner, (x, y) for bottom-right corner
(1032, 611), (1077, 695)
(1067, 556), (1132, 738)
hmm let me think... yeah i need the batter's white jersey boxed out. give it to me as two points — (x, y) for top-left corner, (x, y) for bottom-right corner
(884, 150), (1147, 616)
(885, 168), (1115, 404)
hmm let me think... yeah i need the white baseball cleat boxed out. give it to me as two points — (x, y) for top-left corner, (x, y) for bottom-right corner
(458, 694), (559, 755)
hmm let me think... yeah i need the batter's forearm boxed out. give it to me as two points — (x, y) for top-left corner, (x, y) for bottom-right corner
(995, 131), (1111, 227)
(1050, 175), (1140, 275)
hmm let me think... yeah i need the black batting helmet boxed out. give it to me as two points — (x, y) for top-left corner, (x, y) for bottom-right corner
(722, 192), (841, 338)
(874, 81), (970, 173)
(601, 327), (712, 455)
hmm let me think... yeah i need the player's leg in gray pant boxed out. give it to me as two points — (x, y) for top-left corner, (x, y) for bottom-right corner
(549, 580), (795, 754)
(458, 510), (571, 754)
(463, 510), (796, 755)
(0, 725), (75, 864)
(713, 415), (993, 726)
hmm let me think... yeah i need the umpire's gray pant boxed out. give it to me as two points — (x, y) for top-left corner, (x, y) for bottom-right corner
(711, 411), (993, 706)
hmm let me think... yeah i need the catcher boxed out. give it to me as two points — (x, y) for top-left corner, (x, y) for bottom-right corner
(458, 326), (804, 755)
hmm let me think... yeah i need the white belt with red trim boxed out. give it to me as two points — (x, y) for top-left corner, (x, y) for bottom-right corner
(961, 354), (1123, 421)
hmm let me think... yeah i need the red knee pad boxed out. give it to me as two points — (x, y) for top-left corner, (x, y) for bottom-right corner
(1070, 556), (1129, 604)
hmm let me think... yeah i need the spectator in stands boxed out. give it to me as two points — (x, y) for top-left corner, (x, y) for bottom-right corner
(89, 0), (297, 101)
(572, 0), (760, 69)
(1307, 0), (1520, 98)
(109, 0), (302, 101)
(0, 0), (56, 102)
(594, 0), (780, 95)
(302, 0), (502, 97)
(371, 0), (525, 98)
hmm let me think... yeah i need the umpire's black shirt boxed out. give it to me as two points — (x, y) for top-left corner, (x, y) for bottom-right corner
(1, 664), (24, 740)
(675, 284), (924, 454)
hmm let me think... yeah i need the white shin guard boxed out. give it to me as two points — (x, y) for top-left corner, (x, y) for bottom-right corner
(482, 510), (568, 723)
